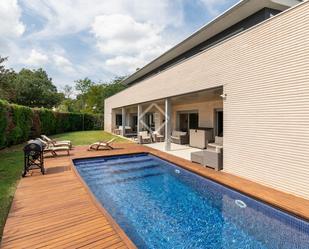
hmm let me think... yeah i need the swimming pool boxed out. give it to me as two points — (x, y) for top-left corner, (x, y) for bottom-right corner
(74, 153), (309, 249)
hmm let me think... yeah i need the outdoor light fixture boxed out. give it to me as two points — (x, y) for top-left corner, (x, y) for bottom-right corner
(220, 93), (227, 100)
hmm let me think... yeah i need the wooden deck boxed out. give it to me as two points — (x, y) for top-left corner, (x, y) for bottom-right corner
(1, 143), (309, 248)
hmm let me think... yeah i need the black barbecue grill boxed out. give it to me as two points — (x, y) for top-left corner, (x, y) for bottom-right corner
(23, 139), (46, 177)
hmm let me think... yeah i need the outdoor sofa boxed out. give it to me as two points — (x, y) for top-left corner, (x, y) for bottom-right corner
(191, 136), (223, 171)
(171, 131), (189, 145)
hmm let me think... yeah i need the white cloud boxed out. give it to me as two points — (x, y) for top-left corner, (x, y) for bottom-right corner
(0, 0), (25, 37)
(21, 49), (49, 66)
(21, 0), (183, 37)
(105, 56), (147, 75)
(92, 14), (172, 75)
(11, 0), (186, 79)
(52, 54), (75, 73)
(92, 14), (163, 55)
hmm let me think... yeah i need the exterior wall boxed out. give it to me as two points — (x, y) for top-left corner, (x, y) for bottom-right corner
(172, 100), (223, 130)
(105, 2), (309, 199)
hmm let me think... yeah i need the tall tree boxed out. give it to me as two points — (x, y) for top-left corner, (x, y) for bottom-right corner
(0, 56), (17, 101)
(63, 84), (73, 99)
(75, 77), (94, 94)
(14, 68), (63, 108)
(82, 76), (126, 113)
(61, 76), (127, 114)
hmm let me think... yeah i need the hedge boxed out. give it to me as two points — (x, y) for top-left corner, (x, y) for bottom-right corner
(0, 100), (103, 149)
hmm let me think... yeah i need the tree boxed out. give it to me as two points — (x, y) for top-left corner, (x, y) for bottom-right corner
(82, 76), (126, 113)
(0, 56), (17, 101)
(75, 77), (94, 94)
(62, 76), (127, 114)
(63, 84), (73, 99)
(14, 68), (63, 108)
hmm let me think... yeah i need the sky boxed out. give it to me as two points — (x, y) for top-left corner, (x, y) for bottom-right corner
(0, 0), (239, 90)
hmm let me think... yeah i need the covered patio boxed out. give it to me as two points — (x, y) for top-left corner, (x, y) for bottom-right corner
(112, 86), (224, 158)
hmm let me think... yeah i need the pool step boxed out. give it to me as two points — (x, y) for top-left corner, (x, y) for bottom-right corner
(81, 163), (161, 177)
(77, 159), (158, 172)
(75, 156), (153, 168)
(90, 172), (164, 186)
(87, 166), (163, 182)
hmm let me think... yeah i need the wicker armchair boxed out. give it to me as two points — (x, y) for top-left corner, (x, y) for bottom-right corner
(170, 131), (189, 144)
(138, 131), (152, 144)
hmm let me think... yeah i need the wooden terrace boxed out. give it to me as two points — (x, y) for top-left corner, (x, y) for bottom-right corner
(1, 143), (309, 248)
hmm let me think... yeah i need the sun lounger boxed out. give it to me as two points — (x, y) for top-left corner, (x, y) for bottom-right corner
(88, 138), (116, 151)
(44, 145), (70, 156)
(41, 135), (72, 148)
(36, 138), (70, 156)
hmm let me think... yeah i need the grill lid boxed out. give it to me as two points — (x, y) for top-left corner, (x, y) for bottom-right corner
(24, 139), (45, 153)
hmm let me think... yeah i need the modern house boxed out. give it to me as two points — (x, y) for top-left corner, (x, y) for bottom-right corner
(104, 0), (309, 199)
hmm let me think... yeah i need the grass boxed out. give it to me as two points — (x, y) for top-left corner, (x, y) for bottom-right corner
(0, 130), (128, 241)
(51, 130), (128, 145)
(0, 151), (23, 240)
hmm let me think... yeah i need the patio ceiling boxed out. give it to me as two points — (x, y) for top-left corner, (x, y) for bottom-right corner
(171, 87), (223, 105)
(115, 87), (223, 111)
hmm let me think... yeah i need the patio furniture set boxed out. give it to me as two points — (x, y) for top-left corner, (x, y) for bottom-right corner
(119, 128), (224, 171)
(137, 130), (189, 144)
(191, 136), (223, 171)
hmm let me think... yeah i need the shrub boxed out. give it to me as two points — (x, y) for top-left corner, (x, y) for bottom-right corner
(38, 108), (57, 135)
(6, 104), (33, 145)
(0, 100), (8, 148)
(0, 101), (103, 149)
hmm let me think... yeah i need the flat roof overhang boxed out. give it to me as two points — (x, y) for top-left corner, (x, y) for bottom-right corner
(121, 0), (301, 86)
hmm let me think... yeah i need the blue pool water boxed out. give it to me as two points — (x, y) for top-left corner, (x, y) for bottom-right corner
(74, 153), (309, 249)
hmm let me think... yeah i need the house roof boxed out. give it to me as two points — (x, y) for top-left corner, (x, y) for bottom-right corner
(121, 0), (301, 86)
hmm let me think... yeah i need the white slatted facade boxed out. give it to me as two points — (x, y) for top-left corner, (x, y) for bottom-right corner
(105, 2), (309, 199)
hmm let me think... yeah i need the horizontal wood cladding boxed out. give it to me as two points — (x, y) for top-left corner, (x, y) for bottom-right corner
(105, 2), (309, 198)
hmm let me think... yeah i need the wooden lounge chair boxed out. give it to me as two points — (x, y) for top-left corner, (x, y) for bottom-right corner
(44, 145), (70, 156)
(37, 138), (70, 156)
(88, 138), (116, 151)
(41, 135), (72, 149)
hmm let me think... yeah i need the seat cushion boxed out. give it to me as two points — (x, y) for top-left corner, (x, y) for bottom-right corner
(172, 131), (187, 137)
(214, 136), (223, 146)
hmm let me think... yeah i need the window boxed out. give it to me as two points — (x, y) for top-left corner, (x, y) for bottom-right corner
(116, 114), (122, 126)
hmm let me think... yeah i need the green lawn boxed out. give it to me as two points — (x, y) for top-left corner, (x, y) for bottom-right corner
(0, 130), (128, 240)
(0, 151), (23, 241)
(51, 130), (128, 145)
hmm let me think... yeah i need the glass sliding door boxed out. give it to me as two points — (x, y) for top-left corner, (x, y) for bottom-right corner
(177, 111), (199, 132)
(215, 109), (223, 136)
(189, 113), (199, 129)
